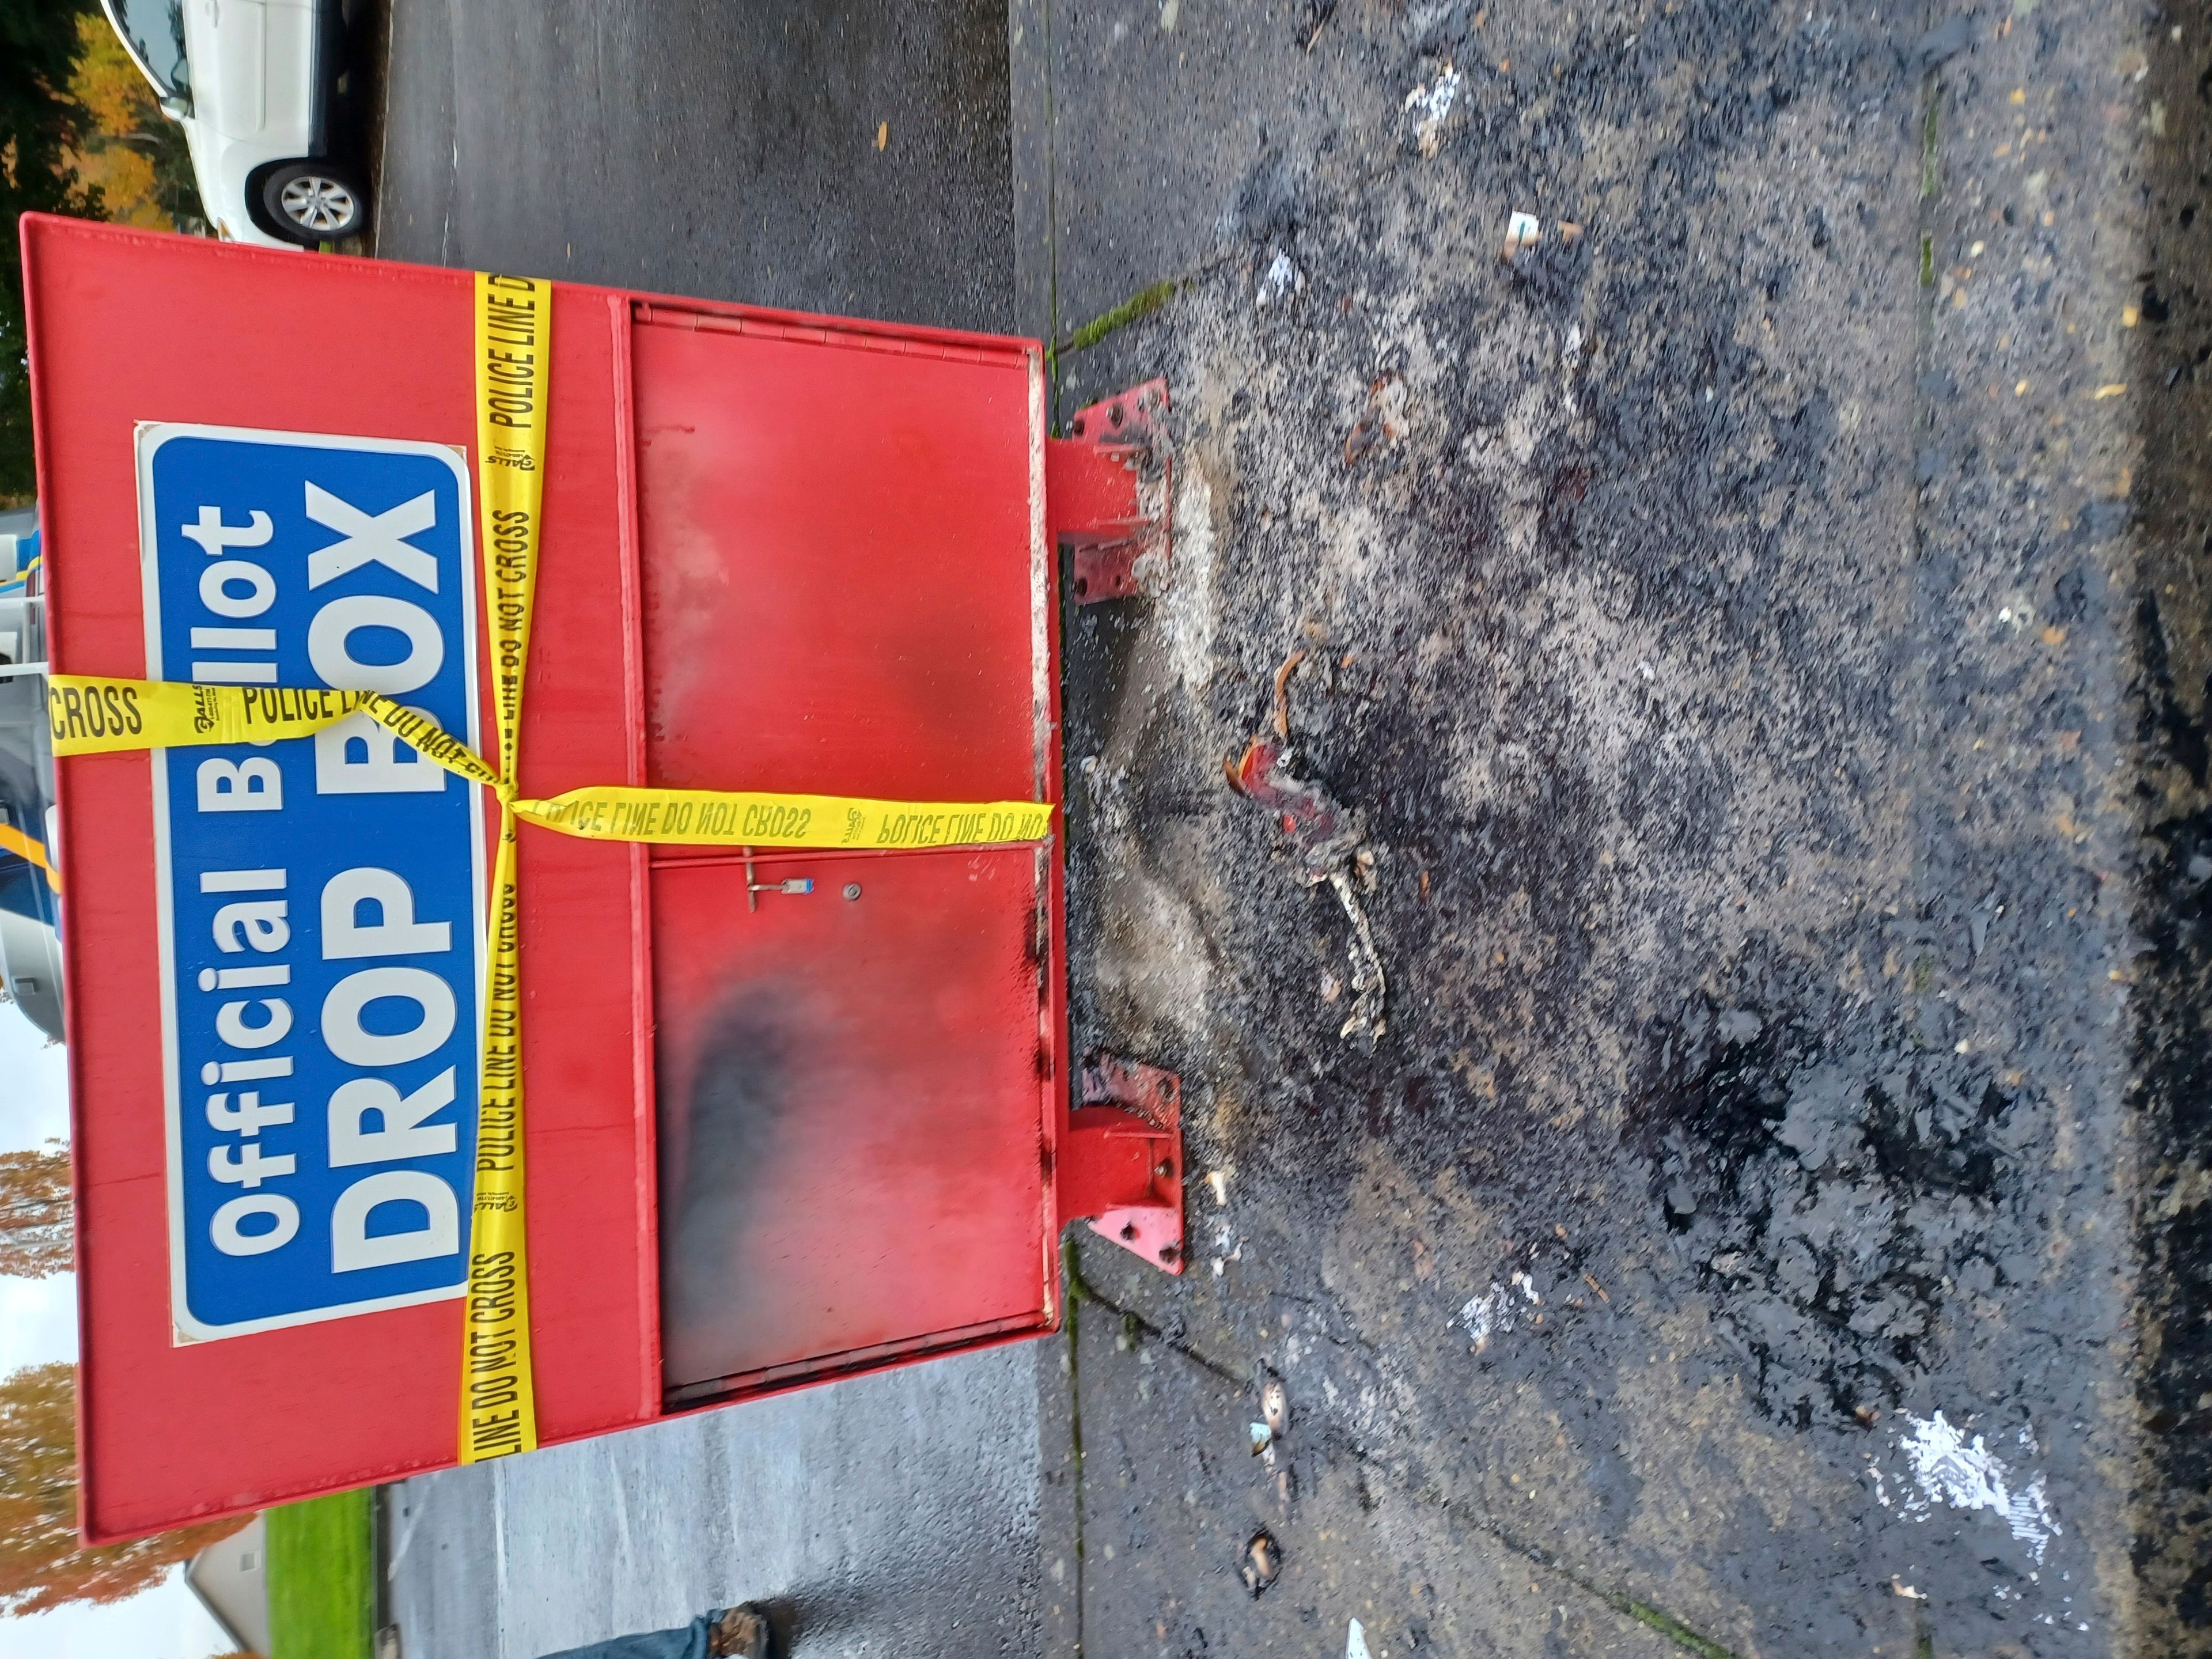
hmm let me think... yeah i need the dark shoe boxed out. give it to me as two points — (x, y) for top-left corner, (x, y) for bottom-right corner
(709, 1604), (774, 1659)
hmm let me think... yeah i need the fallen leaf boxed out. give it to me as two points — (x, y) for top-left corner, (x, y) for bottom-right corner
(1242, 1530), (1283, 1596)
(1344, 409), (1384, 466)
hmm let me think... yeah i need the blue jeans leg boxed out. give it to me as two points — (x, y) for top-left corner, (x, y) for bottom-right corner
(540, 1610), (720, 1659)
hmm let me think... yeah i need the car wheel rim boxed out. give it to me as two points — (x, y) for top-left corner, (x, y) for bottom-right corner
(278, 176), (358, 233)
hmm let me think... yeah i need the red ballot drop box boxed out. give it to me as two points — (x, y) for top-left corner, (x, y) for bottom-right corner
(21, 217), (1181, 1541)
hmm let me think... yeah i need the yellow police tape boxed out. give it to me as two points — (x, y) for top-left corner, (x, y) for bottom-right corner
(45, 272), (1054, 1465)
(41, 678), (1056, 853)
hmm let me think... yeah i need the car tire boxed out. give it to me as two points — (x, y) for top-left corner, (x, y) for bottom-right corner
(258, 160), (368, 245)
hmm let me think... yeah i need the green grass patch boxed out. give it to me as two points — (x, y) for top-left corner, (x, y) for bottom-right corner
(1617, 1594), (1740, 1659)
(266, 1489), (375, 1659)
(1048, 278), (1182, 369)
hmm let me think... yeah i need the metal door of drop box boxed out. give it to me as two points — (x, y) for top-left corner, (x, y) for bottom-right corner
(22, 218), (1064, 1542)
(632, 305), (1063, 1400)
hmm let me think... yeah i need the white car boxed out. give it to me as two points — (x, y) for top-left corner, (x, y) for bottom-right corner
(101, 0), (365, 248)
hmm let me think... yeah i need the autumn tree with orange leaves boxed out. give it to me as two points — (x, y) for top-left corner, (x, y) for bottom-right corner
(3, 1), (204, 497)
(0, 1362), (245, 1613)
(0, 1146), (70, 1278)
(62, 10), (202, 232)
(0, 1164), (249, 1615)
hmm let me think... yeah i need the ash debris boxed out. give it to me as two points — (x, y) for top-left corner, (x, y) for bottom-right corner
(1226, 648), (1387, 1046)
(1635, 946), (2046, 1431)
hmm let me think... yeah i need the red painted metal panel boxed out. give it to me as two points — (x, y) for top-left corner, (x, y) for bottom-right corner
(25, 219), (661, 1540)
(628, 308), (1059, 1401)
(22, 218), (1063, 1540)
(650, 848), (1052, 1397)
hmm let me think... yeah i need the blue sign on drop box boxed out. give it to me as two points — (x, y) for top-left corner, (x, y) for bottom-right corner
(139, 425), (486, 1340)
